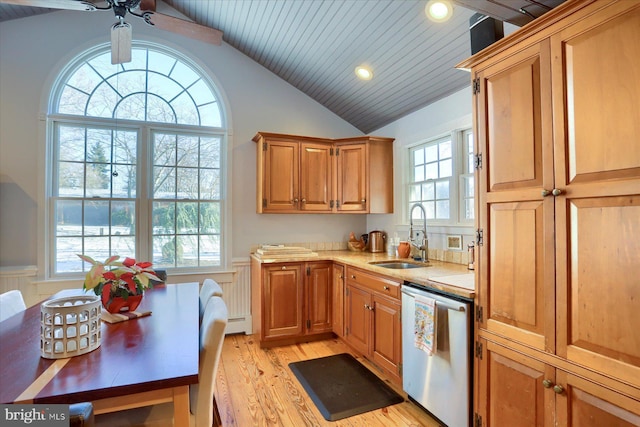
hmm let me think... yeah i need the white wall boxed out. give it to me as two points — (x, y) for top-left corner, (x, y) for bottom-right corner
(0, 7), (366, 270)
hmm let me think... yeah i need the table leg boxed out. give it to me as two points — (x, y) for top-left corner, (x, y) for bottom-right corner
(173, 385), (190, 426)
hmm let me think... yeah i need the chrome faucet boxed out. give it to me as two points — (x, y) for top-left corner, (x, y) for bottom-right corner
(409, 203), (429, 262)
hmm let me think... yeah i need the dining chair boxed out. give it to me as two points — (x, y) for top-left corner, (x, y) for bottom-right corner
(199, 278), (223, 321)
(0, 289), (27, 322)
(95, 296), (228, 427)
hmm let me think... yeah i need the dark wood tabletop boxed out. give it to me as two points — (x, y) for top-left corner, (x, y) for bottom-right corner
(0, 283), (199, 411)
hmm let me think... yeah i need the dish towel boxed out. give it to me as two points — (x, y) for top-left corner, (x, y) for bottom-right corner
(414, 295), (437, 355)
(101, 310), (152, 324)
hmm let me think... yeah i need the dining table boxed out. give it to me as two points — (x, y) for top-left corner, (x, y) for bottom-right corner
(0, 282), (200, 425)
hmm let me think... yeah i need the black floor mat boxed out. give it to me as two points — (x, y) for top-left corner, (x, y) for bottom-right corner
(289, 353), (404, 421)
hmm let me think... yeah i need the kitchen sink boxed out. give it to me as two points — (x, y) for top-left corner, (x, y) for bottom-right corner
(368, 261), (429, 269)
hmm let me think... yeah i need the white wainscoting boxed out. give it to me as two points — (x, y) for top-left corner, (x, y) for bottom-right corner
(0, 260), (253, 335)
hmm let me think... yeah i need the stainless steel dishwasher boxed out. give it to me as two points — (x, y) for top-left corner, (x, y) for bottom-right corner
(401, 282), (473, 427)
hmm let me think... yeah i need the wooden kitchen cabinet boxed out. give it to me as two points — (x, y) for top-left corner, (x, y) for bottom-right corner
(458, 0), (640, 423)
(476, 339), (640, 427)
(344, 266), (402, 382)
(253, 132), (394, 214)
(251, 259), (333, 347)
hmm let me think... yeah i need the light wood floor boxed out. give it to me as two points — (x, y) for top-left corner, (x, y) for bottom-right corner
(214, 334), (443, 427)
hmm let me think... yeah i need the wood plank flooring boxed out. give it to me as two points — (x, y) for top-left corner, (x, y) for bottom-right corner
(214, 334), (443, 427)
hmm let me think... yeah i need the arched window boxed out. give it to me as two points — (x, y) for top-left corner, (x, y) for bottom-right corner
(49, 44), (227, 275)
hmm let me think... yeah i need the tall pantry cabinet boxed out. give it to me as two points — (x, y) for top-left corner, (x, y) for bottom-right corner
(457, 1), (640, 425)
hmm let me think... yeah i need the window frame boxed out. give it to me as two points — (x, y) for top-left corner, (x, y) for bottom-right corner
(45, 42), (230, 279)
(406, 128), (474, 228)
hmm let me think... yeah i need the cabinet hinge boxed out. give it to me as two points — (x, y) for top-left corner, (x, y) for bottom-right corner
(335, 148), (340, 156)
(475, 341), (483, 359)
(476, 306), (483, 323)
(346, 327), (349, 336)
(346, 288), (349, 296)
(330, 200), (334, 208)
(474, 153), (482, 169)
(474, 413), (483, 427)
(330, 148), (334, 156)
(476, 229), (484, 246)
(398, 362), (403, 377)
(262, 198), (267, 208)
(306, 319), (311, 329)
(472, 78), (480, 95)
(336, 200), (341, 208)
(306, 266), (310, 276)
(263, 142), (267, 151)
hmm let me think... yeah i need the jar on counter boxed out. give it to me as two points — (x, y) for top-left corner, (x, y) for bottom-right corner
(397, 241), (411, 258)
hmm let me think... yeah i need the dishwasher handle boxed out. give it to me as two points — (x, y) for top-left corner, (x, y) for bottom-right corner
(401, 287), (467, 312)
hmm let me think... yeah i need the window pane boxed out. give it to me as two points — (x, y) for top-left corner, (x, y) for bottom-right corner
(439, 140), (451, 159)
(56, 237), (83, 272)
(112, 235), (135, 257)
(154, 167), (176, 198)
(200, 202), (220, 234)
(413, 148), (425, 166)
(177, 168), (199, 199)
(84, 201), (109, 236)
(425, 145), (438, 162)
(199, 235), (220, 266)
(58, 161), (84, 197)
(425, 163), (438, 180)
(200, 168), (220, 199)
(56, 200), (82, 236)
(147, 93), (176, 123)
(201, 138), (221, 167)
(436, 180), (449, 199)
(58, 126), (85, 162)
(440, 158), (452, 177)
(154, 133), (176, 165)
(422, 182), (435, 200)
(153, 202), (175, 235)
(425, 201), (435, 219)
(464, 199), (475, 220)
(177, 135), (199, 167)
(176, 202), (198, 234)
(112, 201), (135, 235)
(177, 235), (197, 267)
(409, 184), (421, 202)
(200, 103), (221, 127)
(436, 200), (450, 219)
(414, 165), (425, 182)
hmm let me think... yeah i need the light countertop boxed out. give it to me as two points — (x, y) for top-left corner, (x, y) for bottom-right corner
(252, 250), (475, 299)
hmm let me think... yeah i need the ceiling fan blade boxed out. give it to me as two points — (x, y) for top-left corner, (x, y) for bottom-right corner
(139, 0), (155, 12)
(0, 0), (97, 11)
(142, 11), (223, 46)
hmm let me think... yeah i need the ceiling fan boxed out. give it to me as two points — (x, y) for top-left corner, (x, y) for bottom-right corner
(0, 0), (223, 64)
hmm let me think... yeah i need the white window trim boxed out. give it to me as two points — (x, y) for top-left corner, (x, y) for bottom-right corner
(405, 128), (474, 230)
(38, 42), (234, 281)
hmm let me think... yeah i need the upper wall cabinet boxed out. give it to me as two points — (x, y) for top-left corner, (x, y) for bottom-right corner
(253, 132), (394, 214)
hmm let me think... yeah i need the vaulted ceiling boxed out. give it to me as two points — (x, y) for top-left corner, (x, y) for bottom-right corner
(0, 0), (564, 134)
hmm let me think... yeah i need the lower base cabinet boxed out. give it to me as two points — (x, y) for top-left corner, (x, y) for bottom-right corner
(345, 267), (402, 382)
(251, 259), (333, 346)
(476, 338), (640, 427)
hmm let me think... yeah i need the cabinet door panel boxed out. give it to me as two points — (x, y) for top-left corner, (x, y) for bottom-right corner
(264, 141), (299, 211)
(484, 200), (553, 351)
(479, 42), (551, 193)
(300, 143), (332, 212)
(263, 264), (303, 339)
(557, 196), (640, 387)
(307, 262), (332, 334)
(371, 294), (401, 378)
(345, 285), (370, 355)
(552, 5), (640, 186)
(478, 340), (554, 427)
(555, 371), (640, 426)
(336, 144), (367, 212)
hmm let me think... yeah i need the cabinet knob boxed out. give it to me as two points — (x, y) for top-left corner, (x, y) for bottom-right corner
(542, 379), (553, 388)
(301, 198), (306, 203)
(541, 189), (551, 197)
(383, 286), (390, 291)
(361, 199), (366, 204)
(351, 275), (356, 279)
(553, 384), (564, 394)
(552, 188), (563, 196)
(281, 266), (287, 270)
(293, 198), (299, 203)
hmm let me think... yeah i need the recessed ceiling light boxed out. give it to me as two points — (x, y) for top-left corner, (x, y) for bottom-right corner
(355, 65), (373, 81)
(425, 0), (453, 23)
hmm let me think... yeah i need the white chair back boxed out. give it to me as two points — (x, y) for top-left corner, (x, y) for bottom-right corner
(0, 290), (27, 322)
(199, 278), (223, 320)
(191, 296), (228, 427)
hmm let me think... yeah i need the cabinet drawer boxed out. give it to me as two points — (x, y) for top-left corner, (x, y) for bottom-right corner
(346, 267), (400, 299)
